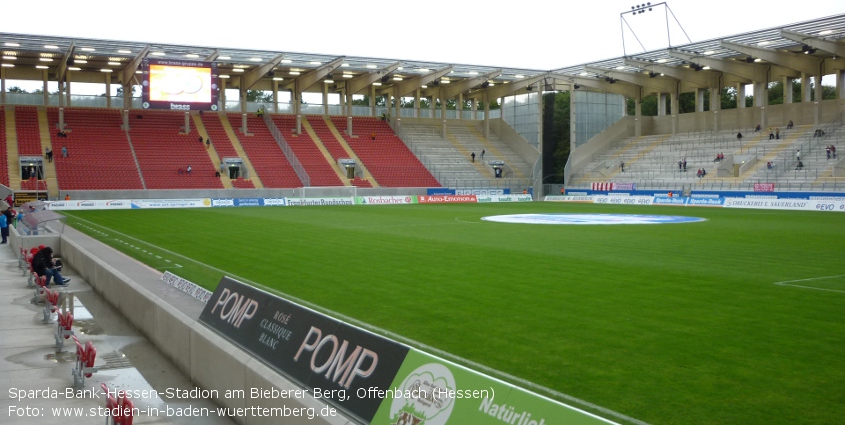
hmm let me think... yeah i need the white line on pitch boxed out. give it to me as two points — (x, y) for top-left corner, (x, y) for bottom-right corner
(774, 275), (845, 293)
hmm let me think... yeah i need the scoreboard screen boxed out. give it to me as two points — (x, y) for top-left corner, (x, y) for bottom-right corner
(141, 58), (218, 111)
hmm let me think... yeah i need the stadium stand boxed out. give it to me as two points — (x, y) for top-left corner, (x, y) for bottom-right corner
(268, 115), (344, 187)
(571, 120), (845, 191)
(129, 110), (222, 189)
(47, 108), (144, 190)
(199, 113), (255, 188)
(329, 116), (439, 187)
(228, 113), (302, 188)
(0, 106), (9, 187)
(14, 106), (42, 156)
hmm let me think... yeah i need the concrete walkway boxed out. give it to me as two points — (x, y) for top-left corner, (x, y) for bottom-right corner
(0, 242), (233, 424)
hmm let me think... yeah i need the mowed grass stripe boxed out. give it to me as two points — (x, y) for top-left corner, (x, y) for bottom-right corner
(63, 203), (845, 425)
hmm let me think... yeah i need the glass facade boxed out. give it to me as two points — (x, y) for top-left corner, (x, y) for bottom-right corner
(501, 93), (539, 147)
(573, 91), (625, 148)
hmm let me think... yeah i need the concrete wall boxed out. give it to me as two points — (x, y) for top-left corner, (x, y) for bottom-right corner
(567, 116), (635, 183)
(59, 231), (356, 425)
(484, 118), (540, 167)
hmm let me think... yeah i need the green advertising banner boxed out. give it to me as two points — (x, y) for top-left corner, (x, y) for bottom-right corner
(370, 349), (617, 425)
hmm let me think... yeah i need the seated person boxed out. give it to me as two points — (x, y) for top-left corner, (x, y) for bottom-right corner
(737, 132), (743, 140)
(755, 124), (761, 132)
(796, 160), (804, 170)
(701, 168), (706, 177)
(31, 246), (70, 286)
(787, 120), (794, 129)
(696, 168), (703, 177)
(767, 161), (773, 170)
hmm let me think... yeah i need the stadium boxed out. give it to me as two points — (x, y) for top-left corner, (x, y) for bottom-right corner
(1, 6), (844, 425)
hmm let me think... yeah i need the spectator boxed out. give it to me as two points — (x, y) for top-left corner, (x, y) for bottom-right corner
(697, 168), (703, 178)
(481, 149), (485, 160)
(206, 138), (211, 149)
(62, 146), (68, 158)
(678, 160), (683, 171)
(178, 168), (184, 175)
(775, 128), (780, 139)
(198, 136), (204, 144)
(796, 160), (804, 171)
(45, 147), (53, 162)
(796, 150), (801, 161)
(832, 145), (837, 158)
(215, 171), (221, 177)
(767, 161), (773, 170)
(713, 154), (720, 162)
(64, 194), (70, 201)
(371, 133), (376, 141)
(827, 146), (832, 159)
(257, 107), (264, 117)
(31, 246), (70, 286)
(471, 152), (476, 163)
(701, 168), (706, 177)
(737, 132), (743, 140)
(4, 194), (13, 207)
(621, 161), (625, 172)
(0, 209), (7, 244)
(187, 165), (192, 175)
(754, 124), (761, 132)
(769, 129), (774, 140)
(787, 120), (794, 129)
(683, 158), (687, 172)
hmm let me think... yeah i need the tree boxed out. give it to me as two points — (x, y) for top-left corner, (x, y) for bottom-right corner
(541, 91), (570, 184)
(8, 86), (27, 93)
(116, 86), (137, 98)
(247, 90), (273, 103)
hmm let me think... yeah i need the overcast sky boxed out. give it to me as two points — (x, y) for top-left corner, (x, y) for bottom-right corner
(4, 0), (843, 71)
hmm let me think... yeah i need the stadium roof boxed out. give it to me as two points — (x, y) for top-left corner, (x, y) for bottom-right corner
(1, 13), (844, 99)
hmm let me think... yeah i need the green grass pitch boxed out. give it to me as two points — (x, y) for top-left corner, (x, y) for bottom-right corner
(63, 203), (845, 425)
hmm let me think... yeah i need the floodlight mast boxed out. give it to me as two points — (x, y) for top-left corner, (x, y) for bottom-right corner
(620, 2), (692, 56)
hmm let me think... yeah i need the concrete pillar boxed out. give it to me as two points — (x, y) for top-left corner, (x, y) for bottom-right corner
(272, 80), (279, 113)
(801, 73), (811, 102)
(837, 70), (845, 100)
(240, 88), (247, 114)
(43, 71), (49, 106)
(457, 93), (463, 120)
(671, 91), (680, 134)
(710, 86), (721, 131)
(482, 92), (490, 139)
(429, 95), (435, 117)
(471, 98), (478, 120)
(66, 80), (71, 107)
(737, 84), (745, 109)
(322, 82), (329, 115)
(122, 83), (132, 110)
(656, 93), (665, 116)
(346, 116), (353, 136)
(635, 97), (642, 137)
(414, 89), (421, 118)
(369, 85), (376, 117)
(814, 75), (822, 126)
(784, 77), (794, 104)
(696, 88), (705, 112)
(220, 78), (227, 111)
(242, 113), (248, 135)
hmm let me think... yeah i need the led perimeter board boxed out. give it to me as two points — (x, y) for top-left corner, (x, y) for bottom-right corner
(141, 58), (219, 111)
